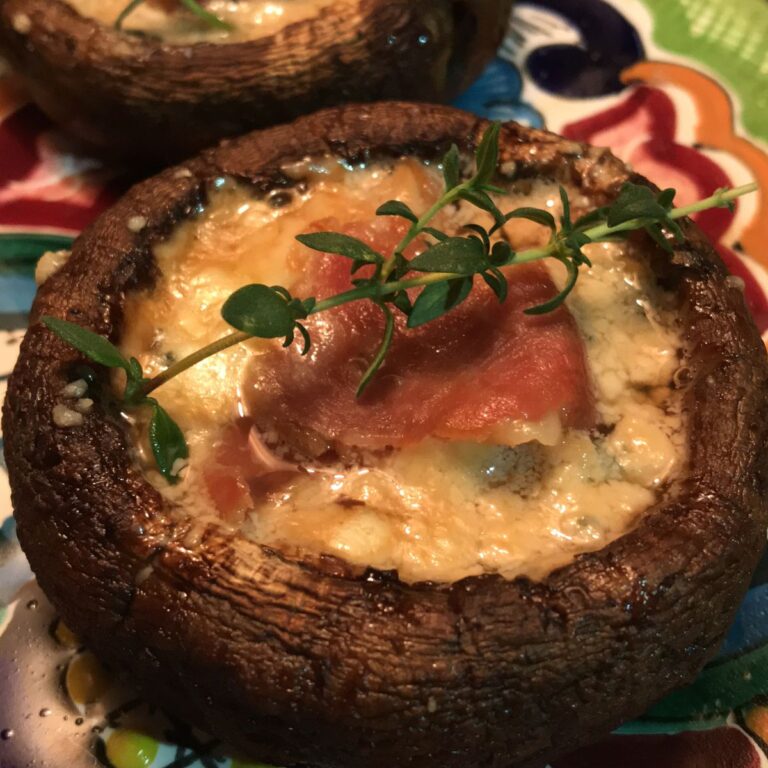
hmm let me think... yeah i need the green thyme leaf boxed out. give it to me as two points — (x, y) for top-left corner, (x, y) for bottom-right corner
(473, 122), (501, 185)
(296, 232), (383, 264)
(222, 284), (297, 338)
(657, 188), (676, 210)
(565, 231), (593, 267)
(463, 223), (490, 251)
(458, 188), (504, 226)
(128, 357), (143, 380)
(490, 241), (514, 266)
(376, 200), (418, 223)
(607, 182), (669, 227)
(503, 207), (557, 233)
(391, 291), (413, 317)
(525, 258), (578, 315)
(148, 401), (189, 484)
(123, 358), (147, 404)
(295, 323), (311, 356)
(408, 277), (473, 328)
(421, 227), (449, 242)
(42, 316), (131, 373)
(478, 183), (508, 195)
(665, 217), (685, 243)
(712, 187), (737, 213)
(116, 0), (232, 30)
(559, 186), (573, 232)
(573, 207), (608, 230)
(114, 0), (144, 28)
(644, 223), (674, 254)
(179, 0), (233, 29)
(442, 144), (461, 190)
(408, 237), (488, 275)
(482, 267), (508, 303)
(357, 304), (395, 397)
(301, 297), (317, 315)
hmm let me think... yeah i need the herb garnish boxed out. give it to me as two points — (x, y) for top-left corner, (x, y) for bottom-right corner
(42, 123), (758, 482)
(115, 0), (232, 32)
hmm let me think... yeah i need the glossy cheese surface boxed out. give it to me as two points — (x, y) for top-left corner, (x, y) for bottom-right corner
(120, 159), (685, 583)
(66, 0), (338, 43)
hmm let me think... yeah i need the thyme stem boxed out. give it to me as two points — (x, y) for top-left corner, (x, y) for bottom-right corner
(381, 186), (466, 281)
(142, 330), (251, 395)
(114, 0), (144, 29)
(140, 182), (758, 396)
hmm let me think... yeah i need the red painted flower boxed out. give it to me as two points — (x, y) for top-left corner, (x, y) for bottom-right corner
(563, 86), (768, 331)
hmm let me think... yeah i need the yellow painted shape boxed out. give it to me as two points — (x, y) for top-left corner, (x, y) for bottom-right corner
(744, 705), (768, 743)
(65, 650), (111, 705)
(105, 729), (159, 768)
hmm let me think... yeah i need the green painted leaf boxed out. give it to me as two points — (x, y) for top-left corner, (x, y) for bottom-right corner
(221, 284), (296, 338)
(42, 316), (130, 372)
(376, 200), (417, 223)
(474, 122), (501, 184)
(442, 144), (461, 190)
(408, 237), (488, 275)
(643, 638), (768, 722)
(607, 183), (668, 227)
(0, 233), (73, 264)
(408, 277), (473, 328)
(296, 232), (383, 264)
(148, 403), (188, 484)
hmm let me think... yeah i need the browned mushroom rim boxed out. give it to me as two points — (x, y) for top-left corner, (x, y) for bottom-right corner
(4, 103), (768, 768)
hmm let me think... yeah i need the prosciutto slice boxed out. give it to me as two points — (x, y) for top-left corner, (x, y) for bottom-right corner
(246, 218), (595, 453)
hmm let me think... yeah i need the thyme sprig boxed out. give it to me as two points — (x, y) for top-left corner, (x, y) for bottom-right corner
(41, 124), (758, 482)
(115, 0), (232, 32)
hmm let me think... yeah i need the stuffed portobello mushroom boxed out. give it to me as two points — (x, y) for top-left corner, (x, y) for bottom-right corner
(4, 102), (768, 767)
(0, 0), (512, 162)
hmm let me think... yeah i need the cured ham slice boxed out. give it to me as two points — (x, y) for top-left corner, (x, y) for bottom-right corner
(245, 218), (595, 454)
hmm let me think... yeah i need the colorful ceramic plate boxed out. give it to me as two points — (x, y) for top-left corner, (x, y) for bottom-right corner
(2, 1), (768, 766)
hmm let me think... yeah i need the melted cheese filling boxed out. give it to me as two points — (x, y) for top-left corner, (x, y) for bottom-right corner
(120, 159), (685, 583)
(66, 0), (338, 43)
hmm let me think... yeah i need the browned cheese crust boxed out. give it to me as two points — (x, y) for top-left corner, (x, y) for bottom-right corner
(0, 0), (512, 162)
(4, 103), (768, 768)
